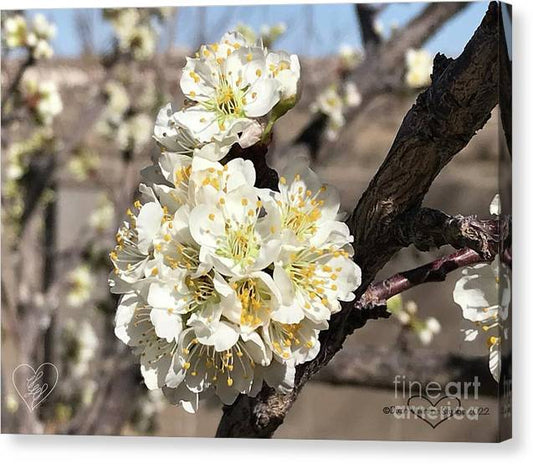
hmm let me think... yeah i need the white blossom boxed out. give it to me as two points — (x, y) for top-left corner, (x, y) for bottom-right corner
(311, 85), (345, 141)
(89, 194), (115, 233)
(405, 48), (433, 88)
(338, 44), (363, 70)
(4, 15), (28, 48)
(490, 193), (501, 216)
(177, 36), (281, 145)
(418, 317), (441, 345)
(453, 257), (510, 381)
(3, 13), (56, 58)
(153, 103), (231, 161)
(67, 265), (95, 307)
(345, 82), (362, 108)
(64, 319), (98, 378)
(110, 33), (360, 412)
(117, 113), (153, 152)
(106, 8), (156, 61)
(21, 79), (63, 126)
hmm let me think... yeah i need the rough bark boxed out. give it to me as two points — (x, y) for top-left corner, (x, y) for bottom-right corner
(216, 2), (500, 438)
(396, 208), (503, 260)
(350, 2), (499, 286)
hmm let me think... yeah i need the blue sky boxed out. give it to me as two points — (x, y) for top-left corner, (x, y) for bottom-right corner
(25, 2), (489, 58)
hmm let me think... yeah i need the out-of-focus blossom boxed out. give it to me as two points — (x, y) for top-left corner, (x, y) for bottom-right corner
(104, 8), (158, 61)
(66, 265), (95, 307)
(4, 15), (28, 48)
(6, 393), (19, 413)
(21, 79), (63, 126)
(311, 85), (345, 141)
(418, 317), (442, 345)
(117, 113), (153, 152)
(89, 194), (115, 233)
(387, 295), (441, 346)
(67, 147), (101, 181)
(338, 44), (363, 71)
(260, 22), (287, 48)
(235, 22), (287, 48)
(72, 320), (98, 378)
(345, 82), (362, 108)
(3, 13), (56, 59)
(405, 48), (433, 88)
(82, 380), (98, 406)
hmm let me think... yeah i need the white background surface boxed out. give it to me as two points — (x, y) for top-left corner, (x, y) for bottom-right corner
(0, 0), (531, 461)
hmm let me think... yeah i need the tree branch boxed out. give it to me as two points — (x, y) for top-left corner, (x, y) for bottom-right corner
(285, 2), (468, 160)
(396, 208), (503, 260)
(350, 2), (499, 286)
(355, 4), (382, 51)
(358, 248), (488, 310)
(216, 2), (501, 438)
(315, 345), (499, 397)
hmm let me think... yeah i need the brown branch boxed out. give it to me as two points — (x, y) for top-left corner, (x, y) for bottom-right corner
(216, 2), (501, 438)
(358, 248), (487, 310)
(1, 54), (34, 120)
(355, 4), (382, 51)
(350, 2), (499, 286)
(396, 208), (503, 260)
(314, 345), (499, 397)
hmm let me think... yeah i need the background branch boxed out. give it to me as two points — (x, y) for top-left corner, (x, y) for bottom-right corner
(283, 2), (468, 161)
(355, 4), (382, 51)
(314, 345), (500, 397)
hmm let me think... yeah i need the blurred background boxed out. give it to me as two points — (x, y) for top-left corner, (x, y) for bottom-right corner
(1, 2), (505, 440)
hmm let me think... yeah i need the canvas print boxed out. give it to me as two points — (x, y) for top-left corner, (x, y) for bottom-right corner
(1, 1), (512, 441)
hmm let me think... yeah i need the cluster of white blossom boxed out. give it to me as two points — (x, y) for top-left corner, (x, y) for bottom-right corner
(387, 295), (441, 345)
(97, 80), (154, 155)
(311, 82), (361, 141)
(453, 195), (510, 382)
(110, 32), (361, 412)
(20, 79), (63, 126)
(3, 13), (56, 59)
(104, 8), (168, 61)
(405, 48), (434, 89)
